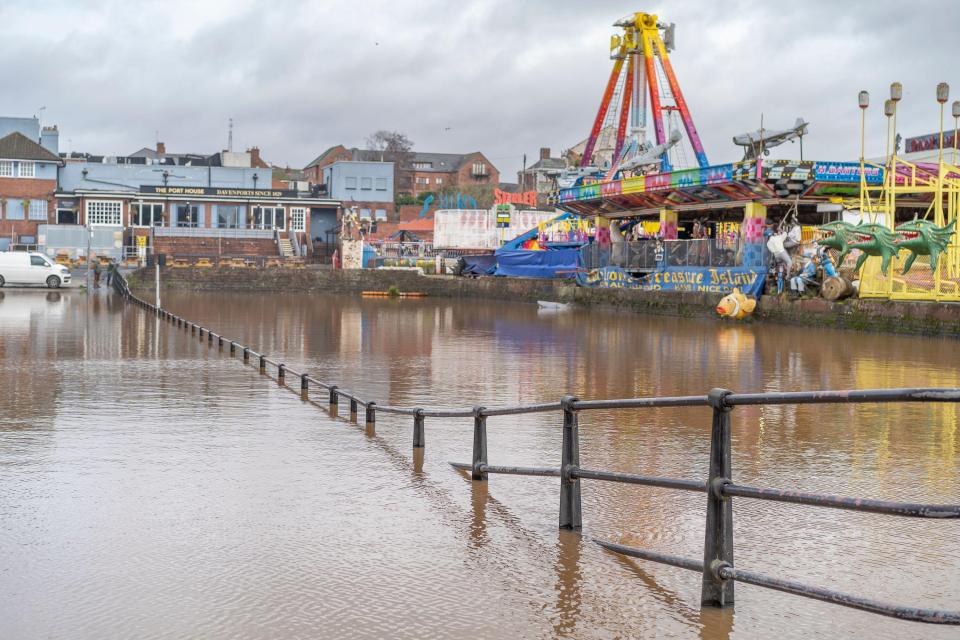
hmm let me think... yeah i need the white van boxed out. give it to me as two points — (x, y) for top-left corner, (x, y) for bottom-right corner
(0, 252), (71, 288)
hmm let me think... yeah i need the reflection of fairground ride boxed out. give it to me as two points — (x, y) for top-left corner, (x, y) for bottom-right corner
(580, 12), (708, 178)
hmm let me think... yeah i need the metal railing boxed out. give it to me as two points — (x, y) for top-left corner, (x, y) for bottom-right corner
(153, 227), (275, 239)
(111, 272), (960, 626)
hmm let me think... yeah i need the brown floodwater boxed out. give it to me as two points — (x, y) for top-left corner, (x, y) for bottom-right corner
(0, 287), (957, 639)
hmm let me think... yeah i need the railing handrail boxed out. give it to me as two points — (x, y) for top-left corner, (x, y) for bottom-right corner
(109, 271), (960, 626)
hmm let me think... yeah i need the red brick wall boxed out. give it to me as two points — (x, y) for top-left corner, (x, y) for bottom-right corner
(456, 153), (499, 187)
(0, 177), (57, 238)
(304, 147), (353, 184)
(153, 236), (278, 257)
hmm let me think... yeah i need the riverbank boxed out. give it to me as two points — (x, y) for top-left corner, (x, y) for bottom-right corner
(128, 267), (960, 338)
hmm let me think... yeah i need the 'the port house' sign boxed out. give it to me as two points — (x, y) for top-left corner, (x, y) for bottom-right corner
(140, 186), (300, 198)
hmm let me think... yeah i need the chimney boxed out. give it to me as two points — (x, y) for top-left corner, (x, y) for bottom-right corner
(249, 147), (262, 167)
(539, 147), (550, 161)
(156, 141), (166, 155)
(41, 125), (59, 154)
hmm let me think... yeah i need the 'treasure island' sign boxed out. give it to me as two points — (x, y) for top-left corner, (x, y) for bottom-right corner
(140, 186), (299, 198)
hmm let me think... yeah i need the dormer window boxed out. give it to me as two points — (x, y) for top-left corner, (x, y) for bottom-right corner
(413, 162), (432, 170)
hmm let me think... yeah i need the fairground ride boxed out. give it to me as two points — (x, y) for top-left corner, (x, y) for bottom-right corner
(580, 12), (708, 178)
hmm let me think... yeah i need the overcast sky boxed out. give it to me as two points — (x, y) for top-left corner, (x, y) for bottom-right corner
(2, 0), (957, 178)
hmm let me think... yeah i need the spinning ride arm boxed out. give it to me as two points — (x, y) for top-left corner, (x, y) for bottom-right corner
(581, 51), (625, 168)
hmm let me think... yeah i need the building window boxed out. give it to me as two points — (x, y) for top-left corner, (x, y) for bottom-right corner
(374, 208), (387, 220)
(6, 199), (25, 220)
(413, 162), (432, 170)
(175, 204), (200, 228)
(131, 202), (164, 227)
(252, 206), (285, 230)
(345, 177), (357, 190)
(472, 162), (487, 176)
(435, 177), (443, 185)
(57, 209), (77, 224)
(18, 161), (35, 178)
(375, 177), (387, 191)
(28, 200), (48, 221)
(359, 208), (371, 219)
(216, 205), (243, 229)
(417, 177), (429, 185)
(361, 177), (372, 190)
(0, 161), (12, 177)
(290, 207), (306, 232)
(86, 200), (122, 226)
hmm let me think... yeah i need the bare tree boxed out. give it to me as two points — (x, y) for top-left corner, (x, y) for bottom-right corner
(366, 130), (415, 193)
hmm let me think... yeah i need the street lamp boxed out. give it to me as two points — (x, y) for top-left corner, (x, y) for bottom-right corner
(858, 90), (869, 214)
(936, 82), (950, 169)
(952, 100), (960, 165)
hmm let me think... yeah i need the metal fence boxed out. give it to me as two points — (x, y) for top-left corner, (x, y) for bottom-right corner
(112, 272), (960, 626)
(582, 238), (747, 271)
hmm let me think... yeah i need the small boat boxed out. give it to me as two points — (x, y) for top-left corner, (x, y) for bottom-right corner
(537, 300), (571, 311)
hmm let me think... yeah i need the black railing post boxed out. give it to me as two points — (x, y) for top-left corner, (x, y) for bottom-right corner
(559, 395), (582, 530)
(208, 331), (213, 345)
(230, 341), (236, 355)
(471, 406), (488, 481)
(190, 323), (195, 335)
(702, 387), (735, 608)
(198, 327), (204, 339)
(259, 355), (266, 374)
(413, 409), (425, 449)
(218, 336), (223, 350)
(277, 363), (285, 383)
(243, 347), (249, 363)
(329, 385), (339, 410)
(365, 402), (376, 432)
(300, 375), (309, 399)
(350, 398), (358, 422)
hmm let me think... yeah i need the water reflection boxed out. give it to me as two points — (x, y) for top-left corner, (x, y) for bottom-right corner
(0, 289), (957, 639)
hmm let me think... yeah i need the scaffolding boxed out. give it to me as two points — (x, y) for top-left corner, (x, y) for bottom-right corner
(857, 156), (960, 301)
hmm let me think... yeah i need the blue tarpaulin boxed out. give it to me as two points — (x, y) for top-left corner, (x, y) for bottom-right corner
(494, 249), (581, 278)
(461, 254), (498, 275)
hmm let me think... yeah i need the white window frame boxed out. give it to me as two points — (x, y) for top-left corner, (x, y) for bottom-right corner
(28, 199), (48, 221)
(85, 200), (122, 226)
(472, 162), (487, 175)
(290, 207), (306, 232)
(359, 208), (372, 219)
(345, 176), (357, 190)
(0, 160), (12, 177)
(360, 177), (373, 190)
(374, 208), (388, 221)
(18, 161), (35, 178)
(375, 177), (387, 191)
(251, 206), (285, 230)
(435, 177), (443, 185)
(131, 202), (165, 227)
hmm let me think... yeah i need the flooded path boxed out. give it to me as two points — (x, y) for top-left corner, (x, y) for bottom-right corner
(1, 288), (957, 639)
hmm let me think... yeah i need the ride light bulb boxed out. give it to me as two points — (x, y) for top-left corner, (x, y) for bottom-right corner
(858, 90), (870, 109)
(936, 82), (949, 104)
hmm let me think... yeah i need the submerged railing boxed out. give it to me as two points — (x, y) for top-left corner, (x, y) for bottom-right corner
(111, 272), (960, 626)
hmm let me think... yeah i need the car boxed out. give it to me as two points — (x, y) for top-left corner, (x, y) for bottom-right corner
(0, 251), (72, 288)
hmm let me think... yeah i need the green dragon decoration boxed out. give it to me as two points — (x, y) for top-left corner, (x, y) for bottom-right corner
(815, 219), (957, 276)
(894, 219), (957, 273)
(848, 223), (902, 274)
(816, 220), (858, 264)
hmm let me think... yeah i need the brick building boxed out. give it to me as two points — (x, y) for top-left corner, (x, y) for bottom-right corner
(0, 120), (62, 250)
(304, 145), (499, 204)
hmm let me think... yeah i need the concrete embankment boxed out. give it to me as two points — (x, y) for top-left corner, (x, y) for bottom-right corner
(128, 267), (960, 338)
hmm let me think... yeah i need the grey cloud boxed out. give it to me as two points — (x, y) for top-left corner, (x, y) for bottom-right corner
(1, 0), (957, 177)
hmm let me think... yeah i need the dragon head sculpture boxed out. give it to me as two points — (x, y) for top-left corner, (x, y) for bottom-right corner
(848, 223), (901, 275)
(894, 219), (957, 273)
(816, 220), (858, 264)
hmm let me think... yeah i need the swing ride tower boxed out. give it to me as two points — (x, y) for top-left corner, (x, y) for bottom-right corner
(580, 12), (709, 174)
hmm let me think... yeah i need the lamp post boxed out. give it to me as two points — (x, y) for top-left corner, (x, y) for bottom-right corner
(937, 82), (950, 169)
(889, 83), (902, 228)
(952, 100), (960, 165)
(858, 90), (869, 215)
